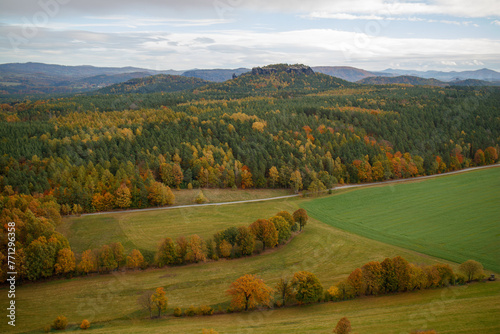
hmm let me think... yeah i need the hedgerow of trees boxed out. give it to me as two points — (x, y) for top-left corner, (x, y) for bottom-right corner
(0, 205), (306, 283)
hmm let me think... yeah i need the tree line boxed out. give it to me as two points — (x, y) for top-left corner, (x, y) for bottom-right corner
(0, 191), (307, 283)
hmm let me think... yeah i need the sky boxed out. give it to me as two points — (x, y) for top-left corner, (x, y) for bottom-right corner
(0, 0), (499, 71)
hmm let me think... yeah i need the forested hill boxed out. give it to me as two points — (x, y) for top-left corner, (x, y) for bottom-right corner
(195, 64), (354, 98)
(358, 75), (499, 87)
(95, 74), (211, 94)
(357, 75), (448, 87)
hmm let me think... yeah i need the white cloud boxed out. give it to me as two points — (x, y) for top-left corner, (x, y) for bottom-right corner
(2, 25), (498, 70)
(306, 13), (384, 20)
(492, 20), (500, 26)
(1, 0), (499, 19)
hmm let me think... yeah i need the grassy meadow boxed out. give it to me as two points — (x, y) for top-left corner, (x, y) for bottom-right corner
(303, 167), (500, 272)
(57, 188), (293, 258)
(2, 168), (499, 333)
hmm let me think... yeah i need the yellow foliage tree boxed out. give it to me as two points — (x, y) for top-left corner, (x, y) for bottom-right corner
(77, 249), (97, 274)
(54, 248), (76, 275)
(115, 183), (132, 209)
(126, 249), (145, 269)
(268, 166), (279, 188)
(148, 181), (175, 206)
(151, 287), (168, 317)
(186, 234), (206, 263)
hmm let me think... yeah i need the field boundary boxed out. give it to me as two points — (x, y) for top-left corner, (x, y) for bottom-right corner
(76, 164), (499, 217)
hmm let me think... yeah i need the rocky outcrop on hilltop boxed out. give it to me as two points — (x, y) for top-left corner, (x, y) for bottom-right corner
(251, 64), (314, 76)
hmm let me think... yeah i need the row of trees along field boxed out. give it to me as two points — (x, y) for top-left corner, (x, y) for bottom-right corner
(126, 256), (483, 332)
(0, 190), (307, 282)
(0, 70), (499, 213)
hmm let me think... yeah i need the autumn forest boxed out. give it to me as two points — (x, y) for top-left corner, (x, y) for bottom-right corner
(1, 65), (499, 284)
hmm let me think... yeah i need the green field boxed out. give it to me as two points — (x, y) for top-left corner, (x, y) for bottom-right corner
(57, 190), (295, 260)
(3, 169), (499, 333)
(302, 167), (500, 272)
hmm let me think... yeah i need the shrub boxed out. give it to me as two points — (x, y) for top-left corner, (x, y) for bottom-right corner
(44, 324), (51, 333)
(325, 286), (340, 301)
(199, 305), (214, 316)
(219, 240), (232, 258)
(455, 274), (466, 285)
(185, 306), (197, 316)
(231, 244), (242, 258)
(80, 319), (90, 330)
(253, 240), (264, 254)
(195, 190), (207, 204)
(202, 329), (219, 334)
(291, 271), (323, 304)
(52, 316), (68, 330)
(333, 317), (351, 334)
(173, 307), (183, 317)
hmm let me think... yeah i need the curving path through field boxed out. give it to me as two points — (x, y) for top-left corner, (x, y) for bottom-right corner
(80, 164), (499, 217)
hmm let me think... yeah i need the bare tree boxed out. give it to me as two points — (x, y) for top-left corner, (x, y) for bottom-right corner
(137, 290), (154, 319)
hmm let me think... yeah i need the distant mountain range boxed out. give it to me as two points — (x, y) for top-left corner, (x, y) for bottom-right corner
(312, 66), (386, 82)
(357, 75), (500, 87)
(95, 74), (210, 94)
(1, 62), (499, 96)
(380, 68), (500, 82)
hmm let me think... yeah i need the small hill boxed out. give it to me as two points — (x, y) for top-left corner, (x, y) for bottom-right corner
(312, 66), (378, 82)
(196, 64), (354, 97)
(357, 75), (448, 87)
(182, 68), (250, 82)
(449, 79), (500, 86)
(95, 74), (210, 94)
(62, 72), (153, 88)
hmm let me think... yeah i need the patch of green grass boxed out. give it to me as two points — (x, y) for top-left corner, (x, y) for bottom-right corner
(57, 193), (295, 256)
(302, 168), (500, 272)
(172, 188), (292, 206)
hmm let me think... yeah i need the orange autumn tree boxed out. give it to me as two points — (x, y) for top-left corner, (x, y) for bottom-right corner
(347, 268), (364, 296)
(241, 166), (253, 189)
(227, 274), (273, 311)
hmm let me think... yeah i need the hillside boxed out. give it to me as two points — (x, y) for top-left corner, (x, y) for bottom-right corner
(66, 71), (155, 88)
(95, 74), (210, 94)
(0, 62), (182, 95)
(312, 66), (380, 82)
(357, 75), (448, 86)
(196, 64), (354, 97)
(449, 78), (500, 86)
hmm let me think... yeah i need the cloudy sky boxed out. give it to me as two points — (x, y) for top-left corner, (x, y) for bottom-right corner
(1, 0), (499, 71)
